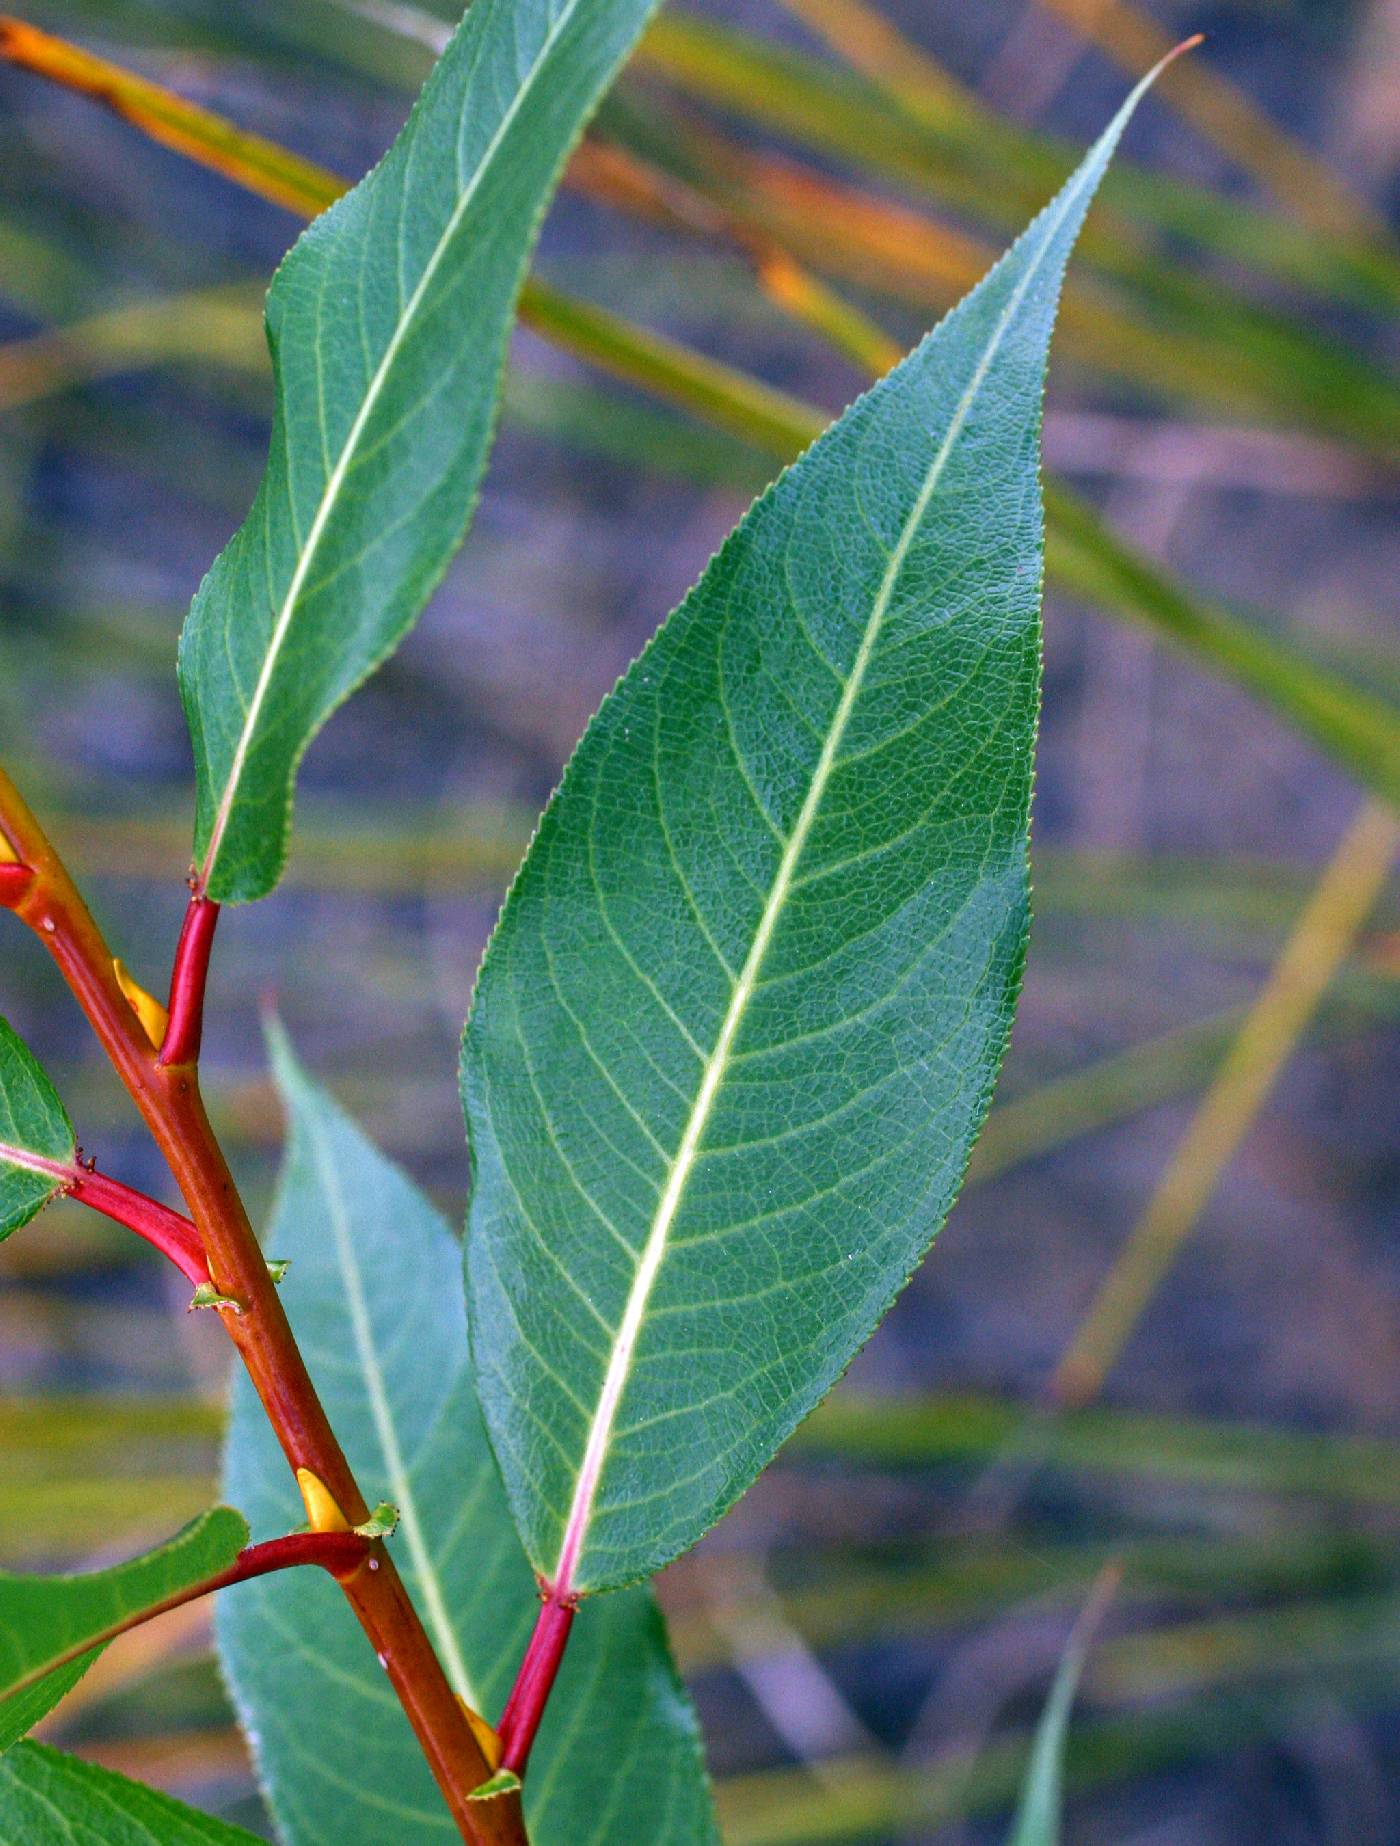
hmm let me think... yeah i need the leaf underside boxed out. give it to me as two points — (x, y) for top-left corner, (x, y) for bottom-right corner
(217, 1028), (717, 1846)
(0, 1018), (73, 1243)
(0, 1507), (248, 1752)
(462, 71), (1167, 1595)
(0, 1742), (263, 1843)
(179, 0), (665, 903)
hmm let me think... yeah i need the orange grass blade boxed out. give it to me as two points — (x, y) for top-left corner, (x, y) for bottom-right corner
(0, 17), (343, 216)
(0, 16), (899, 382)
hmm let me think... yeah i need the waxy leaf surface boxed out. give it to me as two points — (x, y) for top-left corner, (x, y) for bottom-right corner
(463, 73), (1165, 1594)
(0, 1019), (73, 1243)
(0, 1507), (248, 1751)
(179, 0), (664, 903)
(0, 1742), (263, 1842)
(217, 1030), (716, 1845)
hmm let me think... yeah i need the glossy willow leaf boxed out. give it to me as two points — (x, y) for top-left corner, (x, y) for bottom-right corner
(218, 1029), (716, 1846)
(0, 1742), (263, 1843)
(179, 0), (665, 904)
(0, 1506), (247, 1751)
(463, 67), (1171, 1595)
(0, 1018), (73, 1242)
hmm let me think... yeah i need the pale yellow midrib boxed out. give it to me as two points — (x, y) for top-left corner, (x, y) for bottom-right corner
(551, 162), (1095, 1593)
(200, 0), (585, 886)
(304, 1106), (481, 1710)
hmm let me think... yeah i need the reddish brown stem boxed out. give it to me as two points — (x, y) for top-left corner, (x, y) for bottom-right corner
(160, 891), (219, 1066)
(67, 1165), (209, 1286)
(0, 766), (525, 1846)
(497, 1593), (577, 1776)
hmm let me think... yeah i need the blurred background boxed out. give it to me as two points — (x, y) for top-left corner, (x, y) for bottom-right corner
(0, 0), (1397, 1839)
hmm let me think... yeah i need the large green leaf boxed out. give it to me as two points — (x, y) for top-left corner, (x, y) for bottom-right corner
(178, 0), (665, 904)
(0, 1742), (263, 1843)
(461, 71), (1161, 1594)
(0, 1018), (74, 1242)
(0, 1506), (247, 1751)
(217, 1028), (716, 1845)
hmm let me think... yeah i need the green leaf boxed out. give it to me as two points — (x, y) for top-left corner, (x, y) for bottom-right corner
(217, 1027), (717, 1846)
(0, 1741), (264, 1842)
(0, 1018), (74, 1243)
(1008, 1572), (1118, 1846)
(462, 68), (1160, 1594)
(0, 1506), (247, 1751)
(178, 0), (666, 904)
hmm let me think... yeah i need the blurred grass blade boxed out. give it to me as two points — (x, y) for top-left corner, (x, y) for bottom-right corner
(1008, 1566), (1120, 1846)
(631, 9), (1400, 311)
(772, 0), (976, 128)
(566, 139), (903, 374)
(0, 17), (343, 213)
(0, 1507), (247, 1751)
(1052, 797), (1400, 1405)
(968, 1013), (1246, 1185)
(0, 285), (266, 411)
(616, 121), (1400, 448)
(714, 1667), (1400, 1845)
(1044, 487), (1400, 804)
(10, 19), (1399, 808)
(797, 1389), (1400, 1504)
(0, 1741), (263, 1841)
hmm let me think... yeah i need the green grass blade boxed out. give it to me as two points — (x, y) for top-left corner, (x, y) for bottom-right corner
(796, 1390), (1400, 1505)
(1045, 486), (1400, 804)
(1008, 1568), (1119, 1846)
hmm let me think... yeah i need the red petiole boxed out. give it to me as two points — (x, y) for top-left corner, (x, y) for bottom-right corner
(66, 1164), (209, 1286)
(496, 1592), (578, 1776)
(160, 890), (219, 1067)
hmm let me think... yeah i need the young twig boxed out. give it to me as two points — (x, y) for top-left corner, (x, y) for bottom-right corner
(0, 765), (526, 1846)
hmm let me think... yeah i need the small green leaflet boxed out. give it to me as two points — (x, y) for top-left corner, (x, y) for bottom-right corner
(462, 64), (1174, 1594)
(0, 1507), (248, 1751)
(217, 1028), (717, 1845)
(0, 1742), (263, 1843)
(0, 1019), (74, 1243)
(179, 0), (666, 904)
